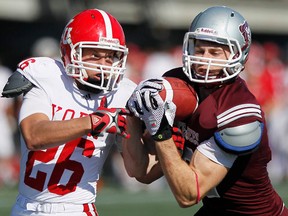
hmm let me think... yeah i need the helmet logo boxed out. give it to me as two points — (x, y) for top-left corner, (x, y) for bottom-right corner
(61, 27), (73, 45)
(99, 37), (119, 45)
(196, 28), (218, 35)
(239, 21), (251, 50)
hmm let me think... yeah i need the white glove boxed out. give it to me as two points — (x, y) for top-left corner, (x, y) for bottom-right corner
(127, 79), (176, 140)
(141, 90), (176, 136)
(127, 79), (163, 118)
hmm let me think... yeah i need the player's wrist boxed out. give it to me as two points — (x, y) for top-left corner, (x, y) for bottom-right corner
(152, 130), (172, 141)
(152, 122), (172, 141)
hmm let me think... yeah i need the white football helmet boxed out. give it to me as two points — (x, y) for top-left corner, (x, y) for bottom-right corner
(60, 9), (128, 91)
(182, 6), (252, 84)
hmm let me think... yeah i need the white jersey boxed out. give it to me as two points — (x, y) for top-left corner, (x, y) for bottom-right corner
(16, 57), (136, 204)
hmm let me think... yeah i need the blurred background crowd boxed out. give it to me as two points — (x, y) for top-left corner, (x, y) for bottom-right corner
(1, 0), (288, 191)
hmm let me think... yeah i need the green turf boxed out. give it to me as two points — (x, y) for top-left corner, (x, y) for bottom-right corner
(96, 186), (199, 215)
(0, 182), (287, 216)
(0, 186), (17, 216)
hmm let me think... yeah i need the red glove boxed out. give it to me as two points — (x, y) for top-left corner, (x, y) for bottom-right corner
(89, 96), (130, 138)
(172, 126), (185, 155)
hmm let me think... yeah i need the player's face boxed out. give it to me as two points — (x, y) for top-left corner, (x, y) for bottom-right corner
(81, 48), (121, 84)
(192, 40), (231, 79)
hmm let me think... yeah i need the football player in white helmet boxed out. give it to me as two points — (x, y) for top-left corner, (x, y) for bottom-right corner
(2, 9), (136, 216)
(124, 6), (288, 215)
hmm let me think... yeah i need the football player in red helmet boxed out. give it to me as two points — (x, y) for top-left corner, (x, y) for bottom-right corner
(124, 6), (288, 216)
(3, 9), (135, 216)
(60, 9), (128, 92)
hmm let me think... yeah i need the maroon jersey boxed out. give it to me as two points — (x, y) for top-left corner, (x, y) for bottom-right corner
(164, 67), (287, 216)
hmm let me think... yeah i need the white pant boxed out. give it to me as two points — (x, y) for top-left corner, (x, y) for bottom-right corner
(11, 194), (98, 216)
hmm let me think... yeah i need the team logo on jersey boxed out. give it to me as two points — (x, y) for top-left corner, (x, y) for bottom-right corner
(177, 122), (199, 146)
(184, 126), (199, 146)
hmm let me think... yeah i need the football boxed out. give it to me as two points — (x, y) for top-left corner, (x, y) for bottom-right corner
(159, 77), (198, 121)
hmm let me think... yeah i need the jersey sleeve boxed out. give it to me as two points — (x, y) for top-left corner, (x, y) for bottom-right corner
(197, 137), (238, 168)
(16, 57), (61, 122)
(19, 86), (52, 123)
(212, 79), (264, 155)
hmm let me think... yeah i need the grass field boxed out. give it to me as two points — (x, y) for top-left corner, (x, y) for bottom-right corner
(1, 182), (287, 216)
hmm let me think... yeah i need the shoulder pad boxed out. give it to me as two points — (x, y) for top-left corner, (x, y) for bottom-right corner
(1, 70), (34, 98)
(214, 121), (263, 155)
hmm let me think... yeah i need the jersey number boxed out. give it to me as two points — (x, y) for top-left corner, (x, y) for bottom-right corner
(24, 138), (94, 195)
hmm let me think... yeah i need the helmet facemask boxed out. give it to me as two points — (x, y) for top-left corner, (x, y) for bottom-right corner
(182, 32), (244, 84)
(182, 6), (251, 85)
(66, 41), (128, 91)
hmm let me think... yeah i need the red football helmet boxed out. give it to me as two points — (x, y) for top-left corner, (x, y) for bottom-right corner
(60, 9), (128, 91)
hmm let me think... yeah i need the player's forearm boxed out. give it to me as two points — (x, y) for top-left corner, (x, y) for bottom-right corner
(21, 114), (91, 150)
(122, 144), (149, 178)
(122, 116), (149, 177)
(135, 162), (163, 184)
(155, 138), (199, 207)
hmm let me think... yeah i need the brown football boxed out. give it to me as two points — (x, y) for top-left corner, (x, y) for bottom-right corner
(159, 77), (198, 121)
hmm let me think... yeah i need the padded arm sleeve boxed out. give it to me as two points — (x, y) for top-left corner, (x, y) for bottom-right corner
(214, 121), (264, 155)
(1, 70), (34, 98)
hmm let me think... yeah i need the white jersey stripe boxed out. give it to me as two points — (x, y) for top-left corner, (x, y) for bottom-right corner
(217, 103), (262, 128)
(217, 107), (261, 124)
(97, 9), (112, 38)
(218, 113), (262, 127)
(217, 103), (261, 119)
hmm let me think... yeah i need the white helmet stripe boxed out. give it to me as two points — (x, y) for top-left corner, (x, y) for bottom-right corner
(97, 9), (112, 38)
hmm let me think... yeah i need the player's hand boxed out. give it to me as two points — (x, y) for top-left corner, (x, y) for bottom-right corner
(89, 96), (130, 139)
(127, 79), (176, 141)
(172, 126), (185, 156)
(126, 79), (163, 117)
